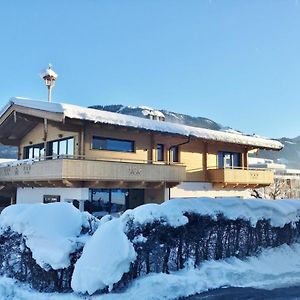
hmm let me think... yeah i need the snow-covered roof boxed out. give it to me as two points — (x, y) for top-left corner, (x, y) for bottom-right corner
(40, 66), (58, 79)
(139, 106), (165, 118)
(248, 157), (287, 170)
(1, 97), (283, 150)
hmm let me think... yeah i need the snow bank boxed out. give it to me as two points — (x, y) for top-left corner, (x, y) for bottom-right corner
(2, 243), (300, 299)
(2, 97), (283, 150)
(2, 198), (300, 296)
(122, 197), (300, 228)
(71, 197), (300, 295)
(105, 243), (300, 300)
(0, 203), (96, 270)
(71, 219), (136, 294)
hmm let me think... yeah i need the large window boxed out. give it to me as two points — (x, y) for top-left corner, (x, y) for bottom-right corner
(157, 144), (164, 161)
(87, 188), (145, 216)
(170, 146), (179, 163)
(24, 143), (45, 159)
(48, 137), (74, 158)
(218, 151), (241, 169)
(88, 188), (127, 215)
(92, 136), (135, 153)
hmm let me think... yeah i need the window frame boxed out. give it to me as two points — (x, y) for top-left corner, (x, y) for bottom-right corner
(23, 143), (45, 160)
(170, 145), (179, 163)
(47, 137), (75, 158)
(91, 136), (135, 153)
(156, 144), (165, 162)
(218, 151), (242, 169)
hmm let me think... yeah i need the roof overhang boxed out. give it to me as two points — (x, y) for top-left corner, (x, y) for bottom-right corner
(0, 97), (284, 151)
(0, 100), (64, 145)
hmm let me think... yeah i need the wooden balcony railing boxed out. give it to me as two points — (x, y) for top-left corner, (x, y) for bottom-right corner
(207, 167), (274, 187)
(0, 156), (186, 185)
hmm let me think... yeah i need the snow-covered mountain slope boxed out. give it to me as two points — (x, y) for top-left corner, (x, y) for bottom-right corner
(258, 136), (300, 169)
(89, 104), (222, 130)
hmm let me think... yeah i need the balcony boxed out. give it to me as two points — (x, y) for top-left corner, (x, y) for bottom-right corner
(207, 168), (274, 188)
(0, 157), (186, 188)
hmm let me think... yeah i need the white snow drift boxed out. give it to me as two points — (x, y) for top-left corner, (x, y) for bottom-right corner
(2, 198), (300, 296)
(71, 197), (300, 294)
(0, 202), (97, 270)
(2, 243), (300, 299)
(71, 218), (136, 294)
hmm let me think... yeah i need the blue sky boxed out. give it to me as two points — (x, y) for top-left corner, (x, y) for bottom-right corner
(0, 1), (299, 138)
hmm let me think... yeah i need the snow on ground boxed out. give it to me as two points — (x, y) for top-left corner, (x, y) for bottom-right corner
(2, 243), (300, 300)
(2, 198), (300, 296)
(0, 203), (97, 270)
(71, 197), (300, 294)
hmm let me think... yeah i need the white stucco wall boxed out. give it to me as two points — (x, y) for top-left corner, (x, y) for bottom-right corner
(170, 182), (252, 199)
(16, 187), (89, 204)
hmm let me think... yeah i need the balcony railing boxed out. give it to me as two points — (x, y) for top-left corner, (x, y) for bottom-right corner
(207, 167), (274, 187)
(0, 156), (186, 184)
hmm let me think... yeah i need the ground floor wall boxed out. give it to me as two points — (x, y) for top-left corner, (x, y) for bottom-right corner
(16, 186), (169, 208)
(16, 187), (89, 204)
(170, 182), (252, 199)
(16, 185), (170, 205)
(15, 182), (252, 210)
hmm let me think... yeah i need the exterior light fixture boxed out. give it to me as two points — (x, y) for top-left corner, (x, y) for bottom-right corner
(41, 64), (58, 102)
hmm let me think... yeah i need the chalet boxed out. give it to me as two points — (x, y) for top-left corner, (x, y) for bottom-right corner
(0, 97), (283, 215)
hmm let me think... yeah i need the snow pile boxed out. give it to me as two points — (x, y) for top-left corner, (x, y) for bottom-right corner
(0, 98), (63, 116)
(109, 243), (300, 300)
(71, 219), (136, 294)
(40, 66), (58, 79)
(2, 243), (300, 299)
(0, 203), (97, 270)
(2, 198), (300, 296)
(2, 97), (283, 150)
(139, 106), (165, 119)
(122, 197), (300, 227)
(71, 198), (300, 295)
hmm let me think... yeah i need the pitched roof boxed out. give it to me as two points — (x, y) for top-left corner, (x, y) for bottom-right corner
(0, 97), (283, 150)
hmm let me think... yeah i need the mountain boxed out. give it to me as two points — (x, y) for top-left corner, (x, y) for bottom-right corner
(257, 137), (300, 169)
(0, 145), (17, 159)
(0, 104), (299, 169)
(89, 104), (222, 130)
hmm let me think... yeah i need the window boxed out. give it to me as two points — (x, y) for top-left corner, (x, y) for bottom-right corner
(157, 144), (164, 161)
(218, 151), (241, 169)
(43, 195), (60, 203)
(89, 188), (127, 214)
(92, 136), (134, 153)
(170, 146), (179, 163)
(48, 137), (74, 158)
(24, 143), (45, 159)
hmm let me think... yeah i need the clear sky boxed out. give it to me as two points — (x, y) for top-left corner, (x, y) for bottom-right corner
(0, 0), (299, 139)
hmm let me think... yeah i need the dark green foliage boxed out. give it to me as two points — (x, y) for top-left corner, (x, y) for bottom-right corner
(0, 213), (299, 293)
(116, 213), (300, 290)
(0, 229), (82, 292)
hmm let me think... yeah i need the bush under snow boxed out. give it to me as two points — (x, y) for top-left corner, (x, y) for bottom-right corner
(2, 198), (300, 295)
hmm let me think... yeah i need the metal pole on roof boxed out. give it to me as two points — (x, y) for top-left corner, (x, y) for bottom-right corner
(48, 85), (52, 102)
